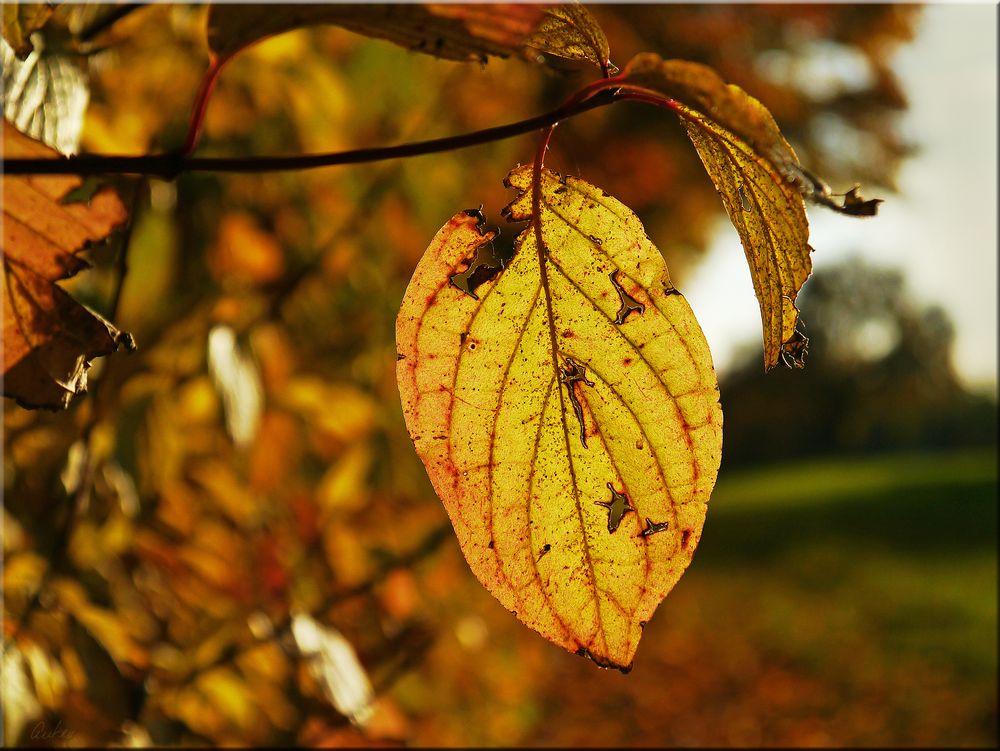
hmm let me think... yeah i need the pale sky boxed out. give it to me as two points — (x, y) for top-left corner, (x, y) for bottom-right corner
(684, 3), (998, 393)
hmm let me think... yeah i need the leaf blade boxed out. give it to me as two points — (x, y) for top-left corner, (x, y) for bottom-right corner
(2, 36), (90, 156)
(619, 53), (884, 368)
(397, 166), (722, 668)
(207, 3), (546, 64)
(2, 122), (128, 410)
(679, 99), (811, 369)
(522, 3), (611, 73)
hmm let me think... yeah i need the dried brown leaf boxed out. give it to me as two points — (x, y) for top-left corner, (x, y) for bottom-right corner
(2, 122), (129, 410)
(207, 3), (547, 64)
(1, 2), (53, 58)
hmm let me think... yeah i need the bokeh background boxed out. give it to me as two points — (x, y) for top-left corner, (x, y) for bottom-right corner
(3, 3), (996, 747)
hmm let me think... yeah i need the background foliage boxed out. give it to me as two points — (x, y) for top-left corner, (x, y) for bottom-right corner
(3, 3), (996, 747)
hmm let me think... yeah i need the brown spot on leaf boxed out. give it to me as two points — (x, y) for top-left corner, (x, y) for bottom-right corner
(448, 210), (514, 299)
(595, 482), (634, 533)
(559, 356), (595, 448)
(609, 270), (645, 325)
(738, 184), (752, 212)
(640, 518), (670, 537)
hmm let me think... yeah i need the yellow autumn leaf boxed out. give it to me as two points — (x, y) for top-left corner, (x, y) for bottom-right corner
(522, 3), (612, 73)
(397, 165), (722, 670)
(681, 97), (811, 370)
(622, 54), (816, 369)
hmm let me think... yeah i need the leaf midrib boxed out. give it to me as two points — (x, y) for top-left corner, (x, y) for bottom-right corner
(531, 184), (609, 655)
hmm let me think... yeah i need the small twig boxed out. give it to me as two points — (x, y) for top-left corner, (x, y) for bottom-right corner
(181, 58), (226, 156)
(107, 178), (146, 322)
(2, 90), (619, 178)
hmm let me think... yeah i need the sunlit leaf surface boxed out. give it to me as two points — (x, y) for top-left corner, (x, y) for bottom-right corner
(522, 3), (611, 73)
(1, 645), (43, 742)
(397, 165), (722, 669)
(1, 36), (89, 155)
(207, 325), (263, 448)
(623, 54), (815, 369)
(680, 99), (811, 369)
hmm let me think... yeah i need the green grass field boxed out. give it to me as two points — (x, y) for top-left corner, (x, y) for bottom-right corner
(684, 448), (999, 745)
(503, 448), (998, 747)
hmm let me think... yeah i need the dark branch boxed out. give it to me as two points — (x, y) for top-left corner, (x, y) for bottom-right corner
(3, 89), (619, 178)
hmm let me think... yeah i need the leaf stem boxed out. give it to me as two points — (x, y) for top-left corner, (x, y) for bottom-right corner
(180, 56), (227, 157)
(611, 86), (681, 113)
(3, 89), (620, 178)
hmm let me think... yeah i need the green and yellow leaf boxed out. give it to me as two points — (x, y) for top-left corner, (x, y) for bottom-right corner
(397, 165), (722, 669)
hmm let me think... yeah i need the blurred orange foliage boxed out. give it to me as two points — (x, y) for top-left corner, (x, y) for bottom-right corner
(9, 5), (990, 750)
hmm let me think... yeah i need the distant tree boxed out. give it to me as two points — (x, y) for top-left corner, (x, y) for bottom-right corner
(721, 258), (997, 466)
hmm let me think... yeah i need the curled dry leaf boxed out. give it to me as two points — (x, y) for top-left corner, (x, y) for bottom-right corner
(522, 3), (612, 73)
(622, 53), (881, 369)
(2, 122), (130, 410)
(207, 3), (547, 65)
(1, 1), (53, 58)
(397, 165), (722, 670)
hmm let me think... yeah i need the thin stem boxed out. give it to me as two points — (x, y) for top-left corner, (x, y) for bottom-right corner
(3, 89), (620, 178)
(611, 86), (681, 113)
(108, 179), (146, 321)
(181, 57), (226, 156)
